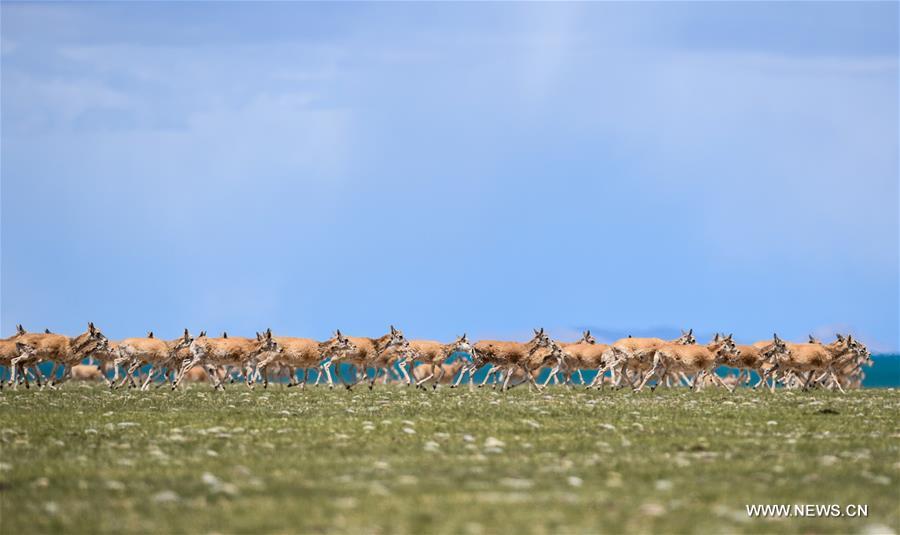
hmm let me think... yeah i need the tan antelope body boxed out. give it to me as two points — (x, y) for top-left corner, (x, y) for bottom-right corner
(539, 331), (606, 387)
(413, 360), (466, 385)
(330, 327), (408, 389)
(253, 331), (356, 388)
(1, 325), (28, 368)
(563, 342), (613, 387)
(468, 329), (552, 391)
(770, 337), (858, 392)
(176, 332), (274, 390)
(610, 330), (696, 388)
(1, 325), (41, 388)
(71, 364), (105, 381)
(115, 332), (192, 390)
(720, 337), (786, 389)
(638, 335), (738, 392)
(11, 323), (108, 388)
(405, 335), (473, 389)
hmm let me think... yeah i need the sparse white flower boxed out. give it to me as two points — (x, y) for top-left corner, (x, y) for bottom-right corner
(499, 478), (533, 489)
(152, 490), (180, 504)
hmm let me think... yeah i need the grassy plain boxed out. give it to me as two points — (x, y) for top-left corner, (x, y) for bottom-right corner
(0, 385), (898, 534)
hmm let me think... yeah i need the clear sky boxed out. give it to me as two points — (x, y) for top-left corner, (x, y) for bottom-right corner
(1, 2), (897, 351)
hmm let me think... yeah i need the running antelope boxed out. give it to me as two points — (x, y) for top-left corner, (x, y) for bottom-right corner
(114, 329), (194, 390)
(558, 340), (616, 388)
(175, 331), (276, 390)
(404, 334), (474, 389)
(637, 334), (739, 392)
(252, 330), (357, 388)
(11, 323), (109, 388)
(609, 329), (696, 389)
(538, 330), (600, 387)
(718, 335), (786, 389)
(463, 328), (553, 390)
(764, 335), (859, 393)
(1, 325), (41, 388)
(332, 326), (409, 389)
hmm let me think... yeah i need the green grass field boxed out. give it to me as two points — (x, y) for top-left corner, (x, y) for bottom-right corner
(1, 385), (897, 534)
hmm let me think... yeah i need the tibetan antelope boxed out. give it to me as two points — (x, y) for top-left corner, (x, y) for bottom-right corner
(404, 334), (474, 389)
(609, 329), (696, 389)
(252, 329), (357, 388)
(768, 334), (863, 393)
(11, 323), (109, 388)
(174, 331), (276, 390)
(463, 328), (553, 391)
(636, 334), (739, 392)
(114, 329), (194, 390)
(1, 325), (41, 388)
(331, 326), (408, 389)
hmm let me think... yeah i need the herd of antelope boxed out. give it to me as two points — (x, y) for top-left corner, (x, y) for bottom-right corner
(0, 323), (873, 393)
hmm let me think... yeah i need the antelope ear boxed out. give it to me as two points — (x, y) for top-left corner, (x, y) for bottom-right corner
(714, 333), (720, 342)
(335, 329), (342, 337)
(147, 331), (154, 339)
(266, 328), (272, 340)
(199, 330), (206, 337)
(688, 328), (693, 336)
(88, 322), (96, 334)
(256, 332), (262, 341)
(835, 333), (844, 342)
(727, 334), (733, 341)
(390, 325), (397, 334)
(44, 328), (51, 334)
(846, 334), (853, 344)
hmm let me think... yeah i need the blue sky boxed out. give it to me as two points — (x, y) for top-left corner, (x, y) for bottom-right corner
(2, 2), (897, 351)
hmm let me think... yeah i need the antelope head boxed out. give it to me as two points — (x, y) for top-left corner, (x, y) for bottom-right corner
(173, 328), (194, 352)
(385, 325), (408, 351)
(762, 333), (789, 365)
(710, 333), (739, 362)
(189, 330), (209, 359)
(255, 328), (281, 355)
(677, 329), (696, 345)
(71, 322), (109, 356)
(528, 328), (551, 351)
(445, 333), (474, 363)
(323, 329), (359, 359)
(451, 333), (473, 353)
(580, 330), (596, 344)
(544, 340), (569, 368)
